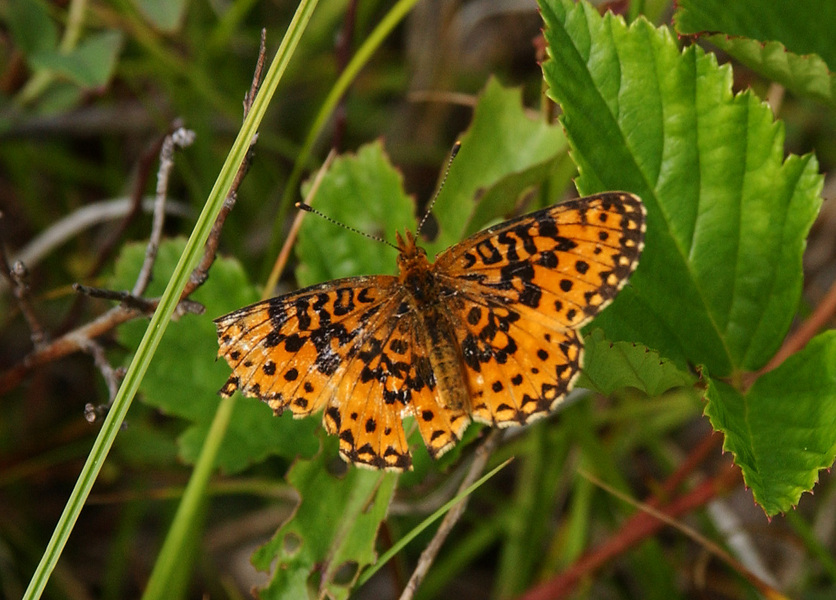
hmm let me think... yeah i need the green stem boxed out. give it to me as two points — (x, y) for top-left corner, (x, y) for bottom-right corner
(141, 396), (237, 599)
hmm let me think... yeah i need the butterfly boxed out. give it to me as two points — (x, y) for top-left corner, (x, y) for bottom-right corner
(215, 192), (645, 470)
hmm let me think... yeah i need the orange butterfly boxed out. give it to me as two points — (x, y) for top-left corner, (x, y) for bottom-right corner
(215, 192), (645, 470)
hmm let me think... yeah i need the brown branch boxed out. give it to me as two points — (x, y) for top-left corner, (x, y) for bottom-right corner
(649, 430), (724, 506)
(0, 304), (144, 395)
(753, 274), (836, 382)
(516, 462), (742, 600)
(399, 429), (503, 600)
(578, 469), (786, 599)
(56, 131), (172, 336)
(88, 132), (170, 278)
(77, 338), (124, 402)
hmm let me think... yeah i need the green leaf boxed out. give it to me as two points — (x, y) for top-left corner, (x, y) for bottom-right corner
(705, 332), (836, 515)
(295, 140), (416, 286)
(541, 0), (822, 377)
(577, 329), (696, 397)
(30, 31), (124, 88)
(110, 239), (318, 473)
(425, 77), (567, 256)
(252, 452), (398, 599)
(7, 0), (58, 57)
(675, 0), (836, 71)
(134, 0), (189, 32)
(675, 0), (836, 104)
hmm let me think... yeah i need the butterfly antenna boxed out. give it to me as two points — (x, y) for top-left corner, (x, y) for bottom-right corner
(295, 203), (399, 250)
(416, 140), (461, 235)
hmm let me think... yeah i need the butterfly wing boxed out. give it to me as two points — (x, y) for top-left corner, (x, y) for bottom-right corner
(215, 274), (468, 470)
(215, 276), (399, 414)
(433, 192), (645, 425)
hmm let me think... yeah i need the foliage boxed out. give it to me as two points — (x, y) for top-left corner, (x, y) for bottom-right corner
(2, 0), (836, 599)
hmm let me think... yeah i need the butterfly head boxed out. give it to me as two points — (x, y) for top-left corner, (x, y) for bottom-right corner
(396, 230), (430, 270)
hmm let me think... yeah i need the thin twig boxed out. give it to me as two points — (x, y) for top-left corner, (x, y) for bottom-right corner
(0, 214), (47, 349)
(77, 338), (124, 403)
(649, 430), (724, 506)
(69, 125), (192, 414)
(0, 197), (190, 289)
(54, 132), (173, 335)
(73, 283), (157, 312)
(133, 127), (196, 297)
(0, 304), (143, 395)
(88, 132), (170, 279)
(399, 429), (503, 600)
(0, 32), (269, 397)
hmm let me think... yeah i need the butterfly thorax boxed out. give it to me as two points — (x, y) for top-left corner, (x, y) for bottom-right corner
(396, 231), (438, 304)
(395, 230), (470, 413)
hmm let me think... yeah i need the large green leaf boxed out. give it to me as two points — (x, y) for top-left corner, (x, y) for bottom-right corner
(705, 332), (836, 515)
(541, 0), (822, 377)
(675, 0), (836, 104)
(111, 239), (319, 473)
(251, 451), (397, 599)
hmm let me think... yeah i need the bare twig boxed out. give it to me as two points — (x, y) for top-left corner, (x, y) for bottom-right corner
(0, 197), (190, 288)
(78, 338), (124, 403)
(73, 283), (157, 313)
(79, 336), (128, 422)
(0, 33), (265, 400)
(0, 304), (143, 395)
(748, 274), (836, 386)
(56, 128), (177, 336)
(650, 431), (724, 506)
(88, 132), (170, 279)
(0, 214), (47, 349)
(399, 429), (503, 600)
(133, 127), (196, 297)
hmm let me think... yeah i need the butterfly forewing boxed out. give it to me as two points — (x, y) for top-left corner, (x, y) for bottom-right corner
(434, 192), (645, 330)
(432, 192), (645, 425)
(216, 276), (400, 417)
